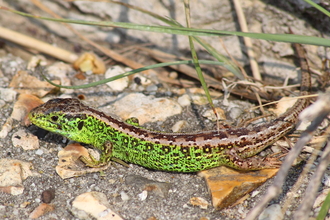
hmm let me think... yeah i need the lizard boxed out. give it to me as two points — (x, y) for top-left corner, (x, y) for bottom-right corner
(28, 44), (311, 172)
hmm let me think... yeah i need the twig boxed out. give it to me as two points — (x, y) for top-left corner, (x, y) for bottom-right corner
(0, 26), (78, 63)
(245, 127), (316, 220)
(281, 126), (329, 215)
(294, 135), (330, 220)
(232, 0), (261, 80)
(293, 90), (330, 219)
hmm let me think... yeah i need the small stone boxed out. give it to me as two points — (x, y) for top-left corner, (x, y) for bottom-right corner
(190, 197), (209, 209)
(251, 190), (260, 197)
(271, 145), (283, 154)
(313, 188), (330, 208)
(138, 190), (148, 201)
(11, 129), (39, 150)
(71, 191), (123, 220)
(133, 74), (152, 86)
(202, 108), (226, 121)
(108, 179), (116, 184)
(177, 94), (191, 107)
(20, 201), (31, 208)
(0, 118), (13, 139)
(120, 191), (130, 201)
(35, 149), (44, 156)
(168, 71), (178, 79)
(41, 189), (55, 203)
(29, 203), (55, 219)
(322, 174), (330, 187)
(0, 159), (39, 195)
(105, 66), (129, 91)
(228, 107), (243, 120)
(258, 204), (283, 220)
(171, 120), (187, 132)
(146, 84), (158, 92)
(27, 55), (47, 70)
(73, 52), (105, 74)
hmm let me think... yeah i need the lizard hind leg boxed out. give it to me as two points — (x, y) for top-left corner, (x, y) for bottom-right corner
(224, 150), (282, 171)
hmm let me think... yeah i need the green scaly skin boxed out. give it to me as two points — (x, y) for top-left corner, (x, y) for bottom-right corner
(29, 99), (243, 172)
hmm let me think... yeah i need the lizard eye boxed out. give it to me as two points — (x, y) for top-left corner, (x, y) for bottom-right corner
(51, 116), (59, 122)
(78, 121), (84, 130)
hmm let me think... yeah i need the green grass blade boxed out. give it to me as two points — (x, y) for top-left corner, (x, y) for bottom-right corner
(192, 37), (244, 79)
(316, 191), (330, 220)
(303, 0), (330, 17)
(42, 60), (226, 89)
(184, 0), (216, 111)
(103, 1), (243, 79)
(2, 7), (330, 46)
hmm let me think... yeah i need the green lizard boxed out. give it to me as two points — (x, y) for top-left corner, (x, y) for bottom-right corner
(28, 45), (310, 172)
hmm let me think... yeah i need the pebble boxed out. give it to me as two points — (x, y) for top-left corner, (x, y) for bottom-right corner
(190, 197), (209, 209)
(105, 66), (129, 91)
(258, 204), (283, 220)
(29, 203), (55, 219)
(322, 174), (330, 187)
(41, 189), (55, 203)
(251, 190), (260, 197)
(146, 84), (158, 92)
(177, 94), (191, 107)
(133, 74), (152, 86)
(228, 107), (243, 120)
(35, 149), (44, 156)
(71, 191), (123, 220)
(138, 190), (148, 201)
(202, 108), (226, 121)
(12, 129), (39, 150)
(171, 120), (187, 132)
(0, 159), (39, 195)
(313, 188), (330, 208)
(120, 191), (130, 201)
(73, 52), (105, 74)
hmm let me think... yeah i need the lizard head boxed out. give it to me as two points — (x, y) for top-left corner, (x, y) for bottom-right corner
(29, 98), (88, 138)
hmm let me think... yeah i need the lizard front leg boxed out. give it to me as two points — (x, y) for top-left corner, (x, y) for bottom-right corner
(80, 141), (129, 168)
